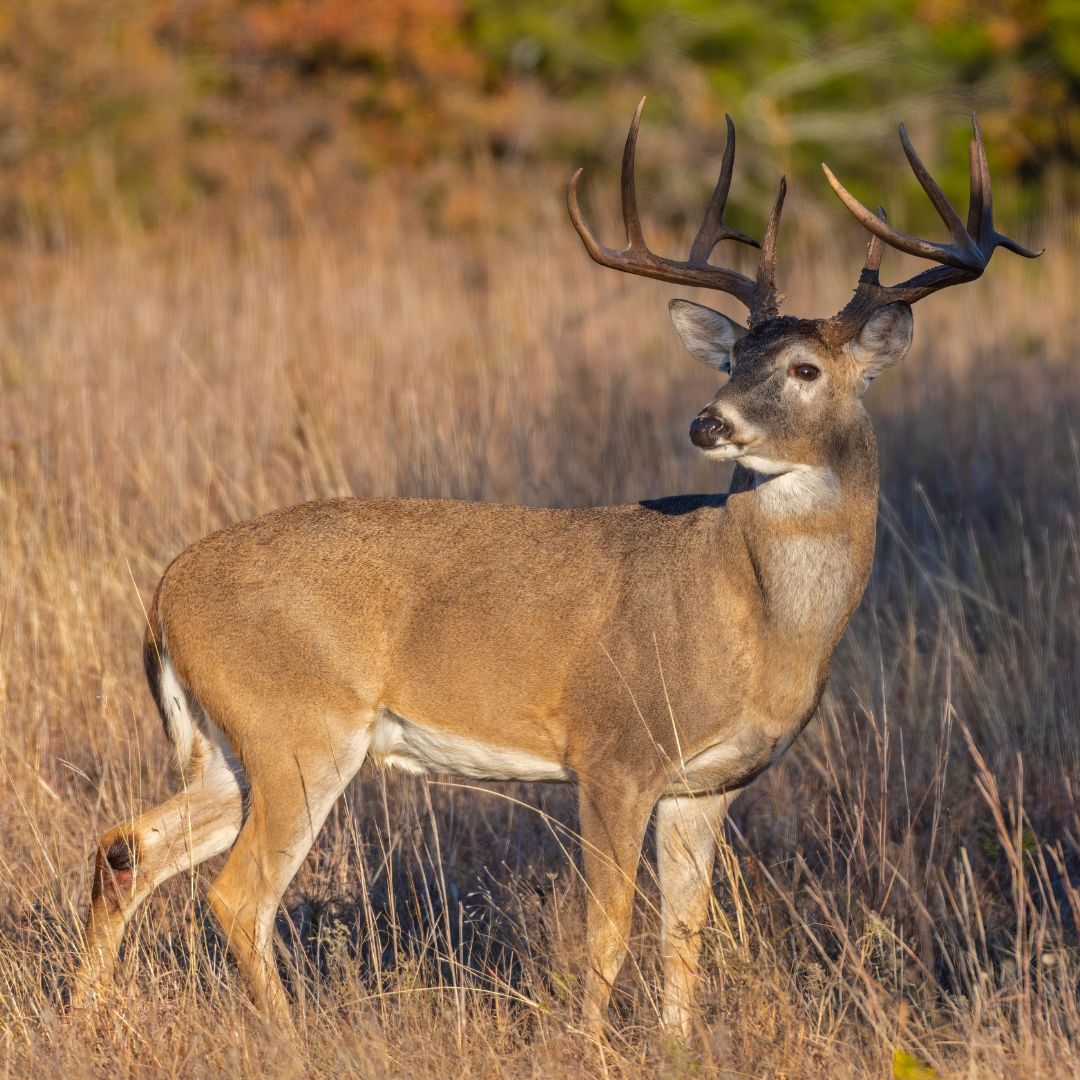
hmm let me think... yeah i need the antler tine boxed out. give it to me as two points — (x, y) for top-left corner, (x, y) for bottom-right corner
(821, 160), (974, 270)
(688, 114), (760, 264)
(828, 206), (889, 333)
(967, 115), (990, 247)
(567, 100), (783, 317)
(968, 116), (1043, 261)
(751, 177), (787, 327)
(822, 114), (1043, 343)
(620, 98), (648, 251)
(964, 115), (1041, 259)
(898, 123), (979, 262)
(864, 205), (886, 276)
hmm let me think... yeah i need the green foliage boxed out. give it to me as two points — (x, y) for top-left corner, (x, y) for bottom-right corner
(0, 0), (1074, 235)
(892, 1047), (940, 1079)
(472, 0), (1076, 215)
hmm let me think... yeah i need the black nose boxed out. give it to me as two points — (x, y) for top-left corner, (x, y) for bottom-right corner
(689, 412), (733, 448)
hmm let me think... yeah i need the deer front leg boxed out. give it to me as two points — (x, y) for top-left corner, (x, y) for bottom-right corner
(655, 791), (734, 1034)
(576, 778), (652, 1035)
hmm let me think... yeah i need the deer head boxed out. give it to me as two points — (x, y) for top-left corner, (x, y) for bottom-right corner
(568, 101), (1041, 478)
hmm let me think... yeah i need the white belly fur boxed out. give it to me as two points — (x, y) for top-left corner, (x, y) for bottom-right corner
(369, 709), (572, 783)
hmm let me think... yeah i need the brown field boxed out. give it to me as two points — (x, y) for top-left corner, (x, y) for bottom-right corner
(0, 176), (1076, 1077)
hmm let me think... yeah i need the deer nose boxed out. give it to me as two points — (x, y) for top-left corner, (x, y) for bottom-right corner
(689, 412), (733, 448)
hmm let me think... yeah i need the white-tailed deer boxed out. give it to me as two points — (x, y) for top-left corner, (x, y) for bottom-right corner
(73, 102), (1039, 1035)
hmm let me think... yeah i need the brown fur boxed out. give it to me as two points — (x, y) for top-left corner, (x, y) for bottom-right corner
(72, 307), (899, 1037)
(66, 107), (1038, 1038)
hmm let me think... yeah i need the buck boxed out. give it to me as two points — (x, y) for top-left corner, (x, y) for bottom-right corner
(73, 102), (1039, 1036)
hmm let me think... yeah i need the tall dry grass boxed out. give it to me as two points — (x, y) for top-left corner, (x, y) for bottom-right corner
(0, 175), (1076, 1077)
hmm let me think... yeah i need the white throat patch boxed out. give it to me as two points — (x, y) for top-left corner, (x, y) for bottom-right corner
(746, 462), (841, 518)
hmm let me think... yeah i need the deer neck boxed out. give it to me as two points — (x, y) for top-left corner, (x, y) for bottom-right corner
(730, 439), (879, 646)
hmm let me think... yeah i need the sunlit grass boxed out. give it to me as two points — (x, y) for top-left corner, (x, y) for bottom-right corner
(0, 183), (1075, 1077)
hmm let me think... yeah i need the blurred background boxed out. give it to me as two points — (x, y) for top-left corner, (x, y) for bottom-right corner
(1, 0), (1077, 239)
(1, 6), (1078, 1077)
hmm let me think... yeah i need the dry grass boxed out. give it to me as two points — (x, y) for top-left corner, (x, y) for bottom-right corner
(0, 176), (1077, 1077)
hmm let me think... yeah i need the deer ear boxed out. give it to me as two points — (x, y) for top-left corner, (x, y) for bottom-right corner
(848, 302), (913, 393)
(669, 300), (747, 373)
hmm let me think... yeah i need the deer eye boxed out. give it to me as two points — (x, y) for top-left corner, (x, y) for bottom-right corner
(790, 362), (820, 382)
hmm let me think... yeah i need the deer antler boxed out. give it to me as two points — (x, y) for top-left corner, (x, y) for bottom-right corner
(822, 115), (1042, 344)
(567, 98), (787, 329)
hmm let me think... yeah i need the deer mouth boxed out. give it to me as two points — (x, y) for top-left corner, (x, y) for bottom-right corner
(690, 415), (763, 460)
(698, 441), (746, 461)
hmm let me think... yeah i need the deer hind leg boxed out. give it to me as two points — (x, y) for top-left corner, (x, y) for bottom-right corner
(655, 791), (734, 1034)
(73, 732), (245, 1006)
(204, 723), (371, 1029)
(577, 777), (653, 1034)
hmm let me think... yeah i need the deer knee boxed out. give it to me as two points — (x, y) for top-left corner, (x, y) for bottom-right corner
(91, 828), (141, 908)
